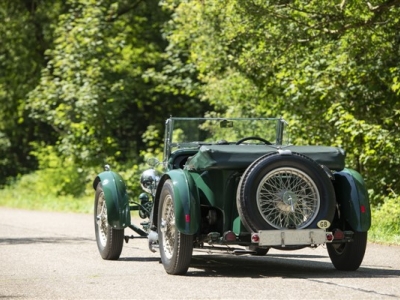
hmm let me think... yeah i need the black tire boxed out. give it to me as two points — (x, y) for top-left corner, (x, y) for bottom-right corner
(158, 179), (193, 275)
(237, 153), (336, 232)
(327, 231), (368, 271)
(94, 183), (124, 260)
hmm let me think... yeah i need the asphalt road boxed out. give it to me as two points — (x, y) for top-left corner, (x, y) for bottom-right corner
(0, 207), (399, 300)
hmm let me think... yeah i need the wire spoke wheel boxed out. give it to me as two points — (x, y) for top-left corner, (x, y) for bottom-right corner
(160, 194), (176, 260)
(96, 190), (108, 247)
(158, 179), (193, 275)
(94, 183), (124, 260)
(257, 167), (320, 229)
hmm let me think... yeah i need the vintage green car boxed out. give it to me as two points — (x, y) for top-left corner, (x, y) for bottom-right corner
(93, 117), (371, 275)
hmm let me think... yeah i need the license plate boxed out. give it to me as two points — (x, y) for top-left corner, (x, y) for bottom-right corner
(257, 229), (329, 247)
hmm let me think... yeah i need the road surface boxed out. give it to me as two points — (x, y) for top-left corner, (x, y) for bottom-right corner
(0, 207), (399, 299)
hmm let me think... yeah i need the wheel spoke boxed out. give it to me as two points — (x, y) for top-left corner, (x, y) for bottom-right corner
(96, 192), (108, 247)
(161, 195), (176, 260)
(256, 167), (320, 229)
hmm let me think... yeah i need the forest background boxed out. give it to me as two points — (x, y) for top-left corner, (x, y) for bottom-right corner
(0, 0), (399, 243)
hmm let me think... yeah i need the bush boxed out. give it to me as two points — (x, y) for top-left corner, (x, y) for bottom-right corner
(0, 143), (95, 213)
(0, 172), (93, 213)
(30, 144), (89, 197)
(369, 195), (400, 244)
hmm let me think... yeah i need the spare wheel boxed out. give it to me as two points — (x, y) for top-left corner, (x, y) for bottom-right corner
(237, 152), (336, 232)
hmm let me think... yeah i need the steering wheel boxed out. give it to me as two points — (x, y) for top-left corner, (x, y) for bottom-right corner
(236, 136), (272, 145)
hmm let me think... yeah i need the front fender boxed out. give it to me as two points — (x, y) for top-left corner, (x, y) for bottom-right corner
(153, 169), (199, 235)
(333, 168), (371, 232)
(93, 171), (131, 229)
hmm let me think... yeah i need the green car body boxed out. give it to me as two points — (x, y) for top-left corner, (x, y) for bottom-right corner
(93, 170), (131, 229)
(93, 117), (371, 274)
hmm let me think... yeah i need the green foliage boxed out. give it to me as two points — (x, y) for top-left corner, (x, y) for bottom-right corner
(26, 0), (211, 170)
(28, 0), (151, 166)
(0, 167), (93, 213)
(0, 0), (65, 185)
(0, 0), (211, 211)
(159, 0), (400, 208)
(325, 103), (400, 206)
(30, 144), (89, 197)
(0, 142), (93, 213)
(370, 196), (400, 244)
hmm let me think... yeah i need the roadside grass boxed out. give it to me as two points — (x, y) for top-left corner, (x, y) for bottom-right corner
(0, 183), (140, 217)
(0, 187), (94, 213)
(368, 228), (400, 245)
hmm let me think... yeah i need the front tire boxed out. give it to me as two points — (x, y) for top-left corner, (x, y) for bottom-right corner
(94, 183), (124, 260)
(158, 179), (193, 275)
(327, 231), (368, 271)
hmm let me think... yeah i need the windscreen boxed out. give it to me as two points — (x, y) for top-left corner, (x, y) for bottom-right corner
(169, 118), (283, 148)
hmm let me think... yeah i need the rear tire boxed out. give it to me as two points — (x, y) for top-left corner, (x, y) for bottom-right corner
(94, 183), (124, 260)
(158, 179), (193, 275)
(327, 231), (368, 271)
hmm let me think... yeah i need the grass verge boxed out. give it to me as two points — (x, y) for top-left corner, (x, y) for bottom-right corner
(0, 187), (93, 213)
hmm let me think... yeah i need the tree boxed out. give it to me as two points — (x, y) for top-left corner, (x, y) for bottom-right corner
(157, 0), (400, 205)
(27, 0), (211, 172)
(0, 0), (66, 186)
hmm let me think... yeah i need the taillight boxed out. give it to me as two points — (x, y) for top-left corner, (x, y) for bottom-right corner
(251, 233), (260, 243)
(223, 231), (237, 242)
(333, 229), (345, 240)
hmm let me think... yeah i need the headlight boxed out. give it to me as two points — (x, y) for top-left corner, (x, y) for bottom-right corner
(140, 169), (160, 195)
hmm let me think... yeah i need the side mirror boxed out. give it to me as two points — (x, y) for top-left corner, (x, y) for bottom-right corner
(147, 157), (160, 168)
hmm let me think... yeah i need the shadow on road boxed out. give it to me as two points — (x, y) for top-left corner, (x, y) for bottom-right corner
(184, 254), (400, 279)
(119, 256), (160, 262)
(0, 237), (94, 244)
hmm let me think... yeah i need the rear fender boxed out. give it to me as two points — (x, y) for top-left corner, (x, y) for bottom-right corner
(333, 168), (371, 232)
(152, 169), (199, 235)
(93, 171), (131, 229)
